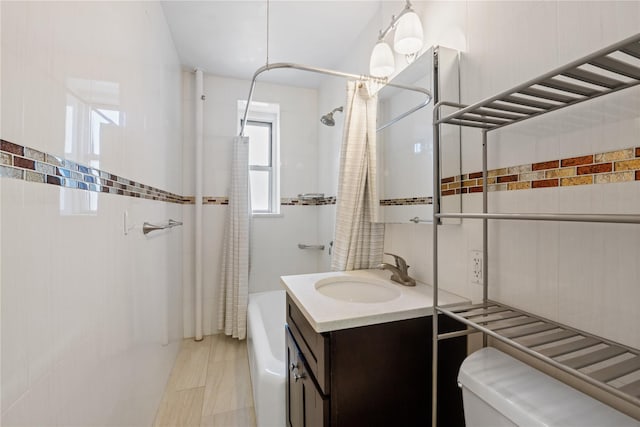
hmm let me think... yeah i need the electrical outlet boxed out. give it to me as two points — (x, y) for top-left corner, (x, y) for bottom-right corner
(470, 250), (483, 285)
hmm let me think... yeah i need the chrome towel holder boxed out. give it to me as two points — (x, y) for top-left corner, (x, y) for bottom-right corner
(143, 219), (183, 235)
(297, 243), (325, 250)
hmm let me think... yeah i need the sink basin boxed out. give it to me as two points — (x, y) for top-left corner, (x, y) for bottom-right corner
(314, 276), (401, 303)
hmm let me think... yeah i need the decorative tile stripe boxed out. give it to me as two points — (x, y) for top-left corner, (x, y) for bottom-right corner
(1, 139), (189, 204)
(441, 145), (640, 195)
(281, 196), (336, 206)
(199, 195), (433, 207)
(379, 196), (433, 206)
(203, 197), (228, 205)
(192, 196), (338, 206)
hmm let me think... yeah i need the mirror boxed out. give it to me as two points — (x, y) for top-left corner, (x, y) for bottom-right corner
(375, 46), (461, 224)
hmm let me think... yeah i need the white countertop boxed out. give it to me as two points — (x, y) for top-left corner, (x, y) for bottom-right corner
(280, 269), (468, 333)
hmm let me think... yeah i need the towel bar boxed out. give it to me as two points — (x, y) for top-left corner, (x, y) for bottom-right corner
(297, 193), (325, 200)
(143, 219), (183, 235)
(297, 243), (325, 250)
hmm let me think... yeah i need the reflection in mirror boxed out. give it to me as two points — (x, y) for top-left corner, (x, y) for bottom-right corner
(375, 46), (461, 224)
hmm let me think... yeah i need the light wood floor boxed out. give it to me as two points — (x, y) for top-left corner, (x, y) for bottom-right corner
(154, 335), (257, 427)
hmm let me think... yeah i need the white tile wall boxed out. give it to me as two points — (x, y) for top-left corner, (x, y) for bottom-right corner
(1, 2), (183, 425)
(443, 2), (639, 349)
(318, 1), (640, 350)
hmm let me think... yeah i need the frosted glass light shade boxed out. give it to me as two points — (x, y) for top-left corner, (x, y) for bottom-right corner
(393, 11), (423, 55)
(369, 41), (395, 77)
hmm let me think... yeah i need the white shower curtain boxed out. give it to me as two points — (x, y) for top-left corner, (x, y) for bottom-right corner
(331, 81), (385, 271)
(218, 136), (251, 339)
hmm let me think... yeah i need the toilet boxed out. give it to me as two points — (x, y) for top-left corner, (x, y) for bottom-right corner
(458, 347), (640, 427)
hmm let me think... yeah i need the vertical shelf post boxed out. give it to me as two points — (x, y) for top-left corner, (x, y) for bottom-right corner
(482, 129), (488, 348)
(432, 102), (441, 427)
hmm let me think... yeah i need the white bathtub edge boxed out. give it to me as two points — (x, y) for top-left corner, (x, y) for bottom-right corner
(247, 290), (286, 427)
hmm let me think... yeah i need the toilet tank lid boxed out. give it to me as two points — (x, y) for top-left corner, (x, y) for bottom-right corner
(458, 347), (640, 427)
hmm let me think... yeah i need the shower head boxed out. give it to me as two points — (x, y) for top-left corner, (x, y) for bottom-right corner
(320, 113), (335, 126)
(320, 106), (343, 126)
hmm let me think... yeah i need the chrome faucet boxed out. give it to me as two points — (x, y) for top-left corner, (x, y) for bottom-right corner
(378, 253), (416, 286)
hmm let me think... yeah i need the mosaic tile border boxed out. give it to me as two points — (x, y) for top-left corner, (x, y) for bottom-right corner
(201, 197), (337, 205)
(281, 196), (336, 206)
(199, 196), (433, 207)
(6, 138), (577, 208)
(380, 196), (433, 206)
(441, 146), (640, 196)
(1, 139), (188, 204)
(0, 140), (344, 207)
(202, 197), (228, 205)
(199, 196), (429, 207)
(194, 196), (337, 206)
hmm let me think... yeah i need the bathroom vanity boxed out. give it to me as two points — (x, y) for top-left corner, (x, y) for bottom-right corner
(281, 270), (468, 427)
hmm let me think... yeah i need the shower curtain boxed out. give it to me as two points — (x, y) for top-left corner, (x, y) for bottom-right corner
(331, 81), (385, 271)
(218, 136), (251, 339)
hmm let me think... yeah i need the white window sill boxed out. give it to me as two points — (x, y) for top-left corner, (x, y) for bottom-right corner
(252, 212), (283, 218)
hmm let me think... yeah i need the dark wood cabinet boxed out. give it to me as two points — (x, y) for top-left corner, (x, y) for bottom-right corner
(285, 294), (467, 427)
(286, 326), (329, 427)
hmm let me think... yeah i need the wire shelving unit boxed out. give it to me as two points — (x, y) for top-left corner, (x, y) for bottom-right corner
(432, 33), (640, 426)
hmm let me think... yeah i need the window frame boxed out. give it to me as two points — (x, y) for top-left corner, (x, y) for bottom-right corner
(238, 101), (281, 216)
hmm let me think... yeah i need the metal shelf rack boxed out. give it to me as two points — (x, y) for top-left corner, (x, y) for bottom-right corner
(431, 33), (640, 426)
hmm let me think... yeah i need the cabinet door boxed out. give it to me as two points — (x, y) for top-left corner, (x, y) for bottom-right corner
(300, 371), (327, 427)
(286, 327), (329, 427)
(286, 328), (304, 427)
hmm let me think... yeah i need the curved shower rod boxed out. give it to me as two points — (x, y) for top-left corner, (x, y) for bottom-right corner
(239, 62), (433, 137)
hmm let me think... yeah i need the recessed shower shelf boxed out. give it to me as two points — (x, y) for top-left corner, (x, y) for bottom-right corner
(437, 300), (640, 407)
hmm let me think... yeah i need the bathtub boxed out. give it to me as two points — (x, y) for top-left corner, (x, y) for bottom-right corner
(247, 290), (286, 427)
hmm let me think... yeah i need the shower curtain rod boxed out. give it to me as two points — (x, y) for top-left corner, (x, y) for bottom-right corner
(239, 62), (433, 137)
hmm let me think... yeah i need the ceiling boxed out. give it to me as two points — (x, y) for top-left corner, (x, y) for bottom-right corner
(161, 1), (383, 88)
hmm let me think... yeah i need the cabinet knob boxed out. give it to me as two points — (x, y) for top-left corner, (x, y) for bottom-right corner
(293, 371), (306, 382)
(290, 362), (298, 371)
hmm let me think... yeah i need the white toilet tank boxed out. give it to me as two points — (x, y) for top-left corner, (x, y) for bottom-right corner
(458, 347), (640, 427)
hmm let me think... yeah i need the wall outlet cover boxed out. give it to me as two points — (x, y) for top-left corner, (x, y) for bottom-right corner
(470, 250), (483, 285)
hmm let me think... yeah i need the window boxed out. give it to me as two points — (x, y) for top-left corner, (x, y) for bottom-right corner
(238, 101), (280, 215)
(245, 120), (274, 213)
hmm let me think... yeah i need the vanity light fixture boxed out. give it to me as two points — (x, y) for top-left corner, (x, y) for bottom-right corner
(369, 0), (424, 78)
(369, 40), (395, 78)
